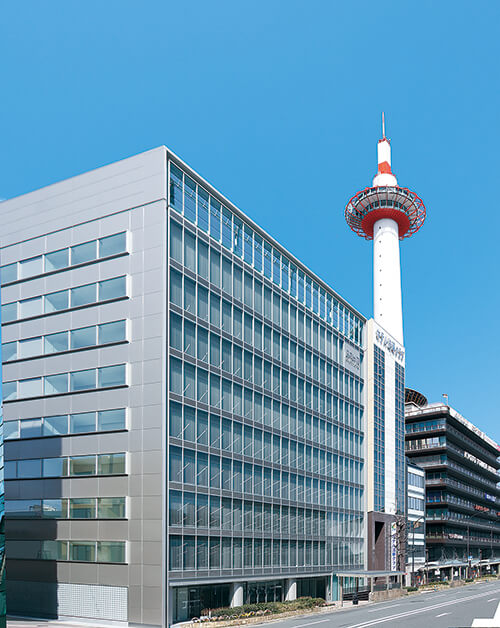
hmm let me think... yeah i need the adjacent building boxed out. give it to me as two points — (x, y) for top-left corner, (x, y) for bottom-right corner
(405, 392), (500, 571)
(406, 461), (425, 583)
(1, 148), (366, 625)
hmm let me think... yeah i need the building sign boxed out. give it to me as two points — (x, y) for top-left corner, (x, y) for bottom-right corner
(449, 533), (464, 540)
(474, 505), (489, 513)
(344, 345), (361, 377)
(485, 493), (496, 502)
(464, 451), (496, 474)
(390, 521), (397, 571)
(375, 328), (405, 363)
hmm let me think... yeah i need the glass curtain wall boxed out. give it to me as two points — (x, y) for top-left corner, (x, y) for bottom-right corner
(167, 161), (365, 581)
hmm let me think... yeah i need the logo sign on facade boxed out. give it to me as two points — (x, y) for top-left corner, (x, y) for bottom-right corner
(485, 493), (496, 502)
(390, 522), (397, 571)
(375, 329), (405, 362)
(344, 346), (361, 376)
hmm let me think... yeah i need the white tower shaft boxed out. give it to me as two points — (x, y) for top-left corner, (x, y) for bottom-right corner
(373, 218), (403, 344)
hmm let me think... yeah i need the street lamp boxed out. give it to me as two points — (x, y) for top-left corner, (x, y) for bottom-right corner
(410, 515), (425, 587)
(466, 512), (486, 579)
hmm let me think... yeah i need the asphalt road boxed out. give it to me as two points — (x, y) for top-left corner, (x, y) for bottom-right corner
(263, 581), (500, 628)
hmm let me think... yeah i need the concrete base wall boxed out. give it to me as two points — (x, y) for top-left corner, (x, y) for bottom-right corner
(369, 589), (407, 602)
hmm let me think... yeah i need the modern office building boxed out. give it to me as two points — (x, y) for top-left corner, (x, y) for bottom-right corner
(405, 391), (500, 570)
(1, 147), (366, 626)
(406, 461), (425, 583)
(0, 298), (6, 627)
(344, 120), (426, 571)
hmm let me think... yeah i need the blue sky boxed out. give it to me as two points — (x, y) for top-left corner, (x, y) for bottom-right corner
(1, 2), (499, 440)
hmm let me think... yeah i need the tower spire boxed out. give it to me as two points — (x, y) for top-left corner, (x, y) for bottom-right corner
(382, 112), (385, 139)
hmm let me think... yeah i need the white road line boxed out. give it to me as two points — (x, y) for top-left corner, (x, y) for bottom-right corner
(488, 598), (497, 602)
(436, 612), (450, 617)
(293, 620), (331, 628)
(367, 604), (400, 613)
(432, 594), (446, 598)
(346, 587), (500, 628)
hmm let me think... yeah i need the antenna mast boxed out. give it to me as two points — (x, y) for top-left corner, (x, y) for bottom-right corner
(382, 112), (386, 139)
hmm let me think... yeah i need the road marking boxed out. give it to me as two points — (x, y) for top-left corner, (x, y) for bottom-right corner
(346, 587), (500, 628)
(293, 620), (330, 628)
(488, 598), (497, 602)
(367, 604), (400, 612)
(432, 594), (445, 598)
(436, 612), (450, 617)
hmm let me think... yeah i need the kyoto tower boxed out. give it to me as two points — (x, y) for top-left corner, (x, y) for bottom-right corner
(345, 115), (426, 343)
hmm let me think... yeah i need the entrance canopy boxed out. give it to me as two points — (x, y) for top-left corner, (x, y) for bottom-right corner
(334, 570), (405, 578)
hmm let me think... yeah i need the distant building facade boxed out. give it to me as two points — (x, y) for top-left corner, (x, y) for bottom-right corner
(406, 461), (425, 581)
(405, 394), (500, 565)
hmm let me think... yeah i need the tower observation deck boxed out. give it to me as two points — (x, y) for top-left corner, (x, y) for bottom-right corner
(345, 116), (426, 343)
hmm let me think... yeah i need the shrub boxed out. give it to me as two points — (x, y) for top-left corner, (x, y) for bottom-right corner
(201, 597), (326, 620)
(404, 586), (418, 592)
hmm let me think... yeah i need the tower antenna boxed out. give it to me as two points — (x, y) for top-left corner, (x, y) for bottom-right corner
(382, 112), (386, 139)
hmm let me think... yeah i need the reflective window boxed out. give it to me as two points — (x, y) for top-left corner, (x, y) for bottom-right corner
(2, 302), (17, 322)
(19, 256), (43, 278)
(1, 263), (17, 283)
(99, 232), (126, 258)
(3, 381), (16, 401)
(97, 541), (126, 563)
(99, 276), (126, 300)
(70, 412), (96, 434)
(45, 248), (69, 272)
(20, 418), (42, 439)
(43, 415), (68, 436)
(44, 331), (68, 354)
(20, 296), (43, 318)
(98, 453), (125, 475)
(45, 290), (69, 313)
(42, 500), (67, 518)
(71, 240), (97, 265)
(71, 283), (96, 307)
(98, 497), (126, 519)
(2, 342), (16, 361)
(41, 540), (68, 561)
(6, 500), (40, 518)
(70, 498), (96, 519)
(70, 369), (96, 391)
(98, 364), (126, 388)
(4, 421), (19, 439)
(43, 457), (67, 478)
(19, 377), (42, 398)
(99, 320), (126, 344)
(18, 459), (41, 478)
(70, 456), (96, 476)
(19, 337), (43, 359)
(70, 326), (96, 349)
(70, 541), (96, 562)
(97, 409), (126, 431)
(44, 373), (69, 395)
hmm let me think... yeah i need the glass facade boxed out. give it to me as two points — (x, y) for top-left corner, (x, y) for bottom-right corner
(0, 281), (5, 627)
(395, 362), (405, 514)
(373, 346), (385, 512)
(167, 160), (365, 589)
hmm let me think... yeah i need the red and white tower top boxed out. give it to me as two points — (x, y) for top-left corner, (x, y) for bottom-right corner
(345, 116), (426, 344)
(345, 115), (426, 240)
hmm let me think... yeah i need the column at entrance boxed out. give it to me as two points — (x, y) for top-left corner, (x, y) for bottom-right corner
(230, 583), (244, 608)
(285, 579), (297, 601)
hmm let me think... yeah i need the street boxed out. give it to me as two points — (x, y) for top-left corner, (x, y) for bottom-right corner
(262, 581), (500, 628)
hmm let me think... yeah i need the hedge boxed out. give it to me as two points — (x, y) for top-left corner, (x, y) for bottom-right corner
(198, 597), (326, 621)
